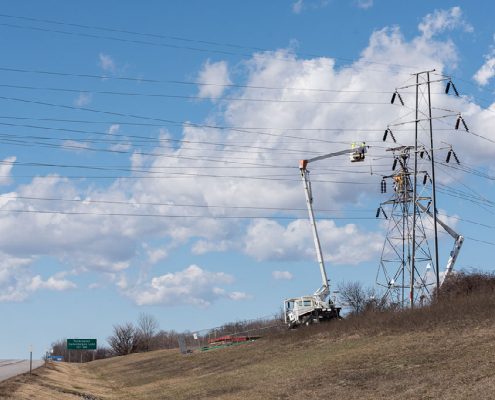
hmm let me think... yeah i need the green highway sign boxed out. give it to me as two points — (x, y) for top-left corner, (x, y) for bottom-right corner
(67, 338), (97, 350)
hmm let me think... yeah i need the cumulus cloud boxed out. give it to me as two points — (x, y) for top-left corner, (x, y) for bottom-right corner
(147, 247), (168, 264)
(244, 219), (383, 264)
(0, 156), (16, 185)
(272, 270), (293, 280)
(1, 10), (494, 305)
(0, 255), (34, 302)
(192, 239), (231, 255)
(356, 0), (373, 9)
(62, 140), (91, 152)
(196, 60), (231, 99)
(0, 176), (137, 275)
(418, 6), (473, 39)
(228, 291), (251, 301)
(127, 265), (246, 306)
(99, 53), (117, 73)
(73, 92), (92, 107)
(27, 275), (76, 291)
(107, 124), (120, 135)
(292, 0), (304, 13)
(474, 57), (495, 86)
(109, 142), (132, 152)
(473, 35), (495, 86)
(0, 256), (76, 302)
(292, 0), (329, 14)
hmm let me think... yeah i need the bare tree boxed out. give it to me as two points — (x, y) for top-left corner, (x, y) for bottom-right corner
(108, 322), (139, 356)
(137, 313), (159, 352)
(338, 281), (387, 314)
(338, 281), (367, 314)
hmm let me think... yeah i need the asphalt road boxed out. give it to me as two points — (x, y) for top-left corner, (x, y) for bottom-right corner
(0, 359), (44, 382)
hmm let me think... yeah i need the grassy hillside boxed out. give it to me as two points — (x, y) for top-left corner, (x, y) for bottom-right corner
(2, 274), (495, 399)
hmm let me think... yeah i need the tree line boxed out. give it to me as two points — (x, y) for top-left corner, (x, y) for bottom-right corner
(50, 312), (284, 362)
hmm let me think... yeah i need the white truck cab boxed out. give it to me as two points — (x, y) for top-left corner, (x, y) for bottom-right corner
(284, 295), (341, 328)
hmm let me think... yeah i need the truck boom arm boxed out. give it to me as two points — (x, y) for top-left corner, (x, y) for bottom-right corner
(299, 144), (367, 301)
(417, 202), (464, 287)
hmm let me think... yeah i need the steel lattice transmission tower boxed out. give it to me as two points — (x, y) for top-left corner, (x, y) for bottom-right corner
(375, 145), (435, 307)
(375, 69), (464, 308)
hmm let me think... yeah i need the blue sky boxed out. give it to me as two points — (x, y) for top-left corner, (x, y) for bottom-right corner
(1, 1), (495, 359)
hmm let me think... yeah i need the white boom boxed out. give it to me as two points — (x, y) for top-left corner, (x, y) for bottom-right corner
(284, 143), (366, 328)
(417, 202), (464, 287)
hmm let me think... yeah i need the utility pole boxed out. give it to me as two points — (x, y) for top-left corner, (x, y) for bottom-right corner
(29, 345), (33, 375)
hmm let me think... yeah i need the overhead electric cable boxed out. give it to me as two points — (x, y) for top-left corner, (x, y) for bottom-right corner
(0, 13), (419, 70)
(0, 207), (382, 221)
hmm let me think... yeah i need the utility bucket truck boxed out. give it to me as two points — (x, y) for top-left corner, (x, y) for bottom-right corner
(284, 143), (367, 328)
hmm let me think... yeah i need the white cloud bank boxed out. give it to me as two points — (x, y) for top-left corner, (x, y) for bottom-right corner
(73, 92), (92, 107)
(245, 219), (383, 265)
(128, 265), (247, 306)
(197, 60), (231, 100)
(272, 270), (293, 280)
(356, 0), (373, 10)
(0, 156), (16, 185)
(473, 35), (495, 86)
(27, 275), (76, 291)
(99, 53), (117, 73)
(292, 0), (329, 14)
(0, 7), (493, 306)
(418, 6), (473, 39)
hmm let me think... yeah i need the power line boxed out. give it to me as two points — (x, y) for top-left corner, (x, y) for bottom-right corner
(0, 83), (393, 104)
(0, 113), (421, 134)
(0, 95), (400, 148)
(0, 13), (419, 71)
(0, 194), (375, 214)
(0, 207), (382, 221)
(0, 66), (402, 94)
(0, 171), (378, 184)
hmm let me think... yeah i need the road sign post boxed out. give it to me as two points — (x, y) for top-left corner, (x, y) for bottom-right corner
(66, 339), (97, 350)
(67, 339), (97, 363)
(29, 345), (32, 374)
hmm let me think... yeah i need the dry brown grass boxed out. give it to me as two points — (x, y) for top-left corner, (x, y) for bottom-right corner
(3, 273), (495, 399)
(0, 361), (115, 399)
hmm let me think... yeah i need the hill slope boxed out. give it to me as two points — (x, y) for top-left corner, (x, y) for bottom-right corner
(2, 280), (495, 399)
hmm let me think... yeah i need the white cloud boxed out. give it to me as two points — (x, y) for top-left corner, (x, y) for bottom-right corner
(356, 0), (373, 9)
(27, 275), (76, 291)
(1, 12), (494, 304)
(109, 142), (132, 152)
(0, 156), (16, 185)
(0, 176), (137, 275)
(197, 60), (231, 100)
(0, 255), (34, 302)
(115, 273), (128, 289)
(62, 140), (91, 152)
(418, 6), (473, 39)
(228, 291), (251, 301)
(473, 57), (495, 86)
(108, 124), (120, 135)
(88, 282), (102, 289)
(292, 0), (329, 14)
(147, 247), (168, 264)
(99, 53), (117, 73)
(272, 270), (293, 280)
(292, 0), (304, 14)
(192, 239), (231, 255)
(473, 35), (495, 86)
(128, 265), (242, 306)
(0, 257), (76, 302)
(244, 219), (383, 265)
(73, 92), (92, 107)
